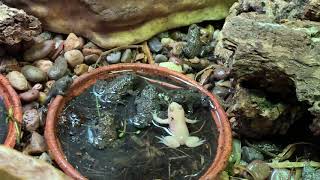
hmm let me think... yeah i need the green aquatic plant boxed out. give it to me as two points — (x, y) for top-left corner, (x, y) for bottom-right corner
(6, 107), (21, 144)
(118, 120), (141, 138)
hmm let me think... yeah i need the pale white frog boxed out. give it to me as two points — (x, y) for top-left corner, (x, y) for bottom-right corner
(152, 102), (205, 148)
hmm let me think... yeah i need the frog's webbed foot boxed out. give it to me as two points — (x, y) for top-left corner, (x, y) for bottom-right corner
(156, 136), (180, 148)
(152, 111), (169, 124)
(185, 136), (205, 148)
(185, 118), (199, 124)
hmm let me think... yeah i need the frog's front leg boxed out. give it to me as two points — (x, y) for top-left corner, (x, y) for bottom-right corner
(185, 118), (198, 124)
(152, 112), (170, 124)
(185, 136), (205, 147)
(57, 90), (65, 96)
(156, 136), (180, 148)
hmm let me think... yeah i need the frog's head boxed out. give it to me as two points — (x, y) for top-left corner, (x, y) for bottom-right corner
(168, 102), (185, 120)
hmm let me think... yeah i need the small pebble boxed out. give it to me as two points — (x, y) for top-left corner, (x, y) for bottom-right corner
(33, 32), (52, 43)
(24, 131), (47, 155)
(23, 109), (40, 132)
(53, 34), (64, 42)
(64, 33), (84, 51)
(74, 64), (89, 75)
(161, 38), (175, 46)
(182, 64), (192, 73)
(83, 42), (98, 49)
(148, 37), (163, 53)
(39, 152), (53, 164)
(33, 59), (53, 73)
(88, 66), (95, 73)
(23, 40), (55, 62)
(19, 89), (40, 102)
(120, 49), (132, 63)
(212, 66), (229, 80)
(64, 50), (84, 67)
(154, 54), (168, 63)
(212, 30), (221, 40)
(135, 53), (145, 61)
(32, 83), (43, 91)
(159, 62), (183, 73)
(212, 86), (231, 99)
(169, 56), (183, 66)
(246, 160), (271, 180)
(170, 42), (185, 56)
(6, 71), (29, 91)
(22, 102), (39, 112)
(21, 65), (47, 83)
(82, 48), (102, 56)
(241, 146), (264, 163)
(157, 32), (170, 39)
(270, 169), (291, 180)
(48, 56), (68, 80)
(53, 35), (64, 49)
(84, 54), (99, 65)
(170, 31), (187, 41)
(45, 80), (55, 90)
(106, 51), (121, 64)
(38, 92), (47, 105)
(0, 56), (20, 73)
(189, 57), (201, 64)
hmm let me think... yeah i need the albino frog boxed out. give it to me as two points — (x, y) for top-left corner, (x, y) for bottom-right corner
(152, 102), (205, 148)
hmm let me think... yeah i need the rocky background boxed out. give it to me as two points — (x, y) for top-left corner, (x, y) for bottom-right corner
(0, 0), (320, 179)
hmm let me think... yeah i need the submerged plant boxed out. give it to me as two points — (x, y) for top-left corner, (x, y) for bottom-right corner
(6, 107), (21, 144)
(118, 120), (141, 138)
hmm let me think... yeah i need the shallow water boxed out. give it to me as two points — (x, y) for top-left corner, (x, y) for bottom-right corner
(58, 73), (218, 180)
(0, 97), (7, 143)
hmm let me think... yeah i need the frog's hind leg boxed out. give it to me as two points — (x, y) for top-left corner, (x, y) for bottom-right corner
(156, 136), (180, 148)
(185, 136), (205, 148)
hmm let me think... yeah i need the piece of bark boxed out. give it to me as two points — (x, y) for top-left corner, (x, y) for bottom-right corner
(0, 2), (41, 45)
(3, 0), (235, 48)
(215, 11), (320, 135)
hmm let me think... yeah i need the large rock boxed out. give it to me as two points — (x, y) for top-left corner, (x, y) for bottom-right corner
(0, 2), (41, 45)
(0, 145), (70, 179)
(215, 0), (320, 136)
(3, 0), (236, 48)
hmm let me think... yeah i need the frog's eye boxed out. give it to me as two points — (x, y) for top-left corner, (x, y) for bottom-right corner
(178, 106), (183, 110)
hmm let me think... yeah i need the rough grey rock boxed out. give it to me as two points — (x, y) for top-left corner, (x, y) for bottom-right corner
(215, 1), (320, 136)
(0, 2), (41, 45)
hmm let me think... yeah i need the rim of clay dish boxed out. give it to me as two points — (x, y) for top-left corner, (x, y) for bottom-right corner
(45, 63), (232, 180)
(0, 75), (23, 147)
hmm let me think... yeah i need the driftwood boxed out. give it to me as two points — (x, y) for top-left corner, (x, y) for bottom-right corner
(216, 0), (320, 137)
(0, 2), (41, 45)
(3, 0), (235, 48)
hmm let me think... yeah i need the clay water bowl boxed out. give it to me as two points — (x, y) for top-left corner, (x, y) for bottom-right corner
(0, 75), (23, 147)
(45, 63), (232, 180)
